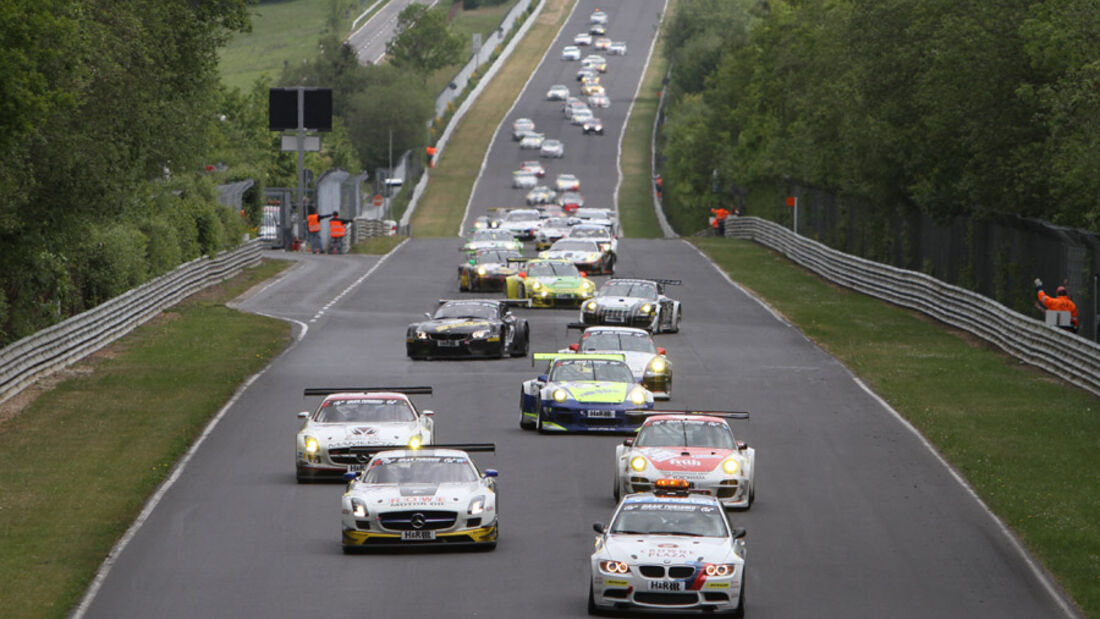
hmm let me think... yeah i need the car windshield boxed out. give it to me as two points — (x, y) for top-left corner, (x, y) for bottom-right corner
(475, 250), (518, 265)
(527, 261), (580, 277)
(581, 331), (656, 353)
(610, 501), (728, 537)
(543, 140), (562, 148)
(570, 227), (610, 240)
(434, 302), (496, 320)
(317, 398), (416, 423)
(636, 419), (735, 449)
(599, 281), (657, 299)
(514, 119), (533, 130)
(363, 456), (478, 484)
(506, 211), (540, 222)
(552, 240), (599, 252)
(543, 218), (570, 228)
(550, 359), (633, 382)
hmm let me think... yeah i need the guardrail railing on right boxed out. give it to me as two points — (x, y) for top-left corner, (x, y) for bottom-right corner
(726, 216), (1100, 397)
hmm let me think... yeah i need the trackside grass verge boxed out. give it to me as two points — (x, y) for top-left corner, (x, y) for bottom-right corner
(693, 237), (1098, 617)
(0, 260), (293, 619)
(412, 0), (576, 237)
(616, 0), (674, 239)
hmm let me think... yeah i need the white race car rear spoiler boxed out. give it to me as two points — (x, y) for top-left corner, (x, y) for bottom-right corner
(304, 386), (433, 397)
(625, 409), (749, 420)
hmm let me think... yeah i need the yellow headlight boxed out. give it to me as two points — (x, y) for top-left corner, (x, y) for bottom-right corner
(722, 459), (741, 475)
(640, 303), (652, 313)
(553, 388), (569, 402)
(530, 280), (542, 290)
(585, 300), (598, 310)
(477, 266), (487, 276)
(649, 358), (666, 373)
(408, 435), (423, 450)
(630, 455), (648, 472)
(629, 388), (646, 405)
(304, 436), (319, 454)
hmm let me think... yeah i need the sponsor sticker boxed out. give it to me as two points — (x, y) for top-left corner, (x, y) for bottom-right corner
(704, 582), (730, 589)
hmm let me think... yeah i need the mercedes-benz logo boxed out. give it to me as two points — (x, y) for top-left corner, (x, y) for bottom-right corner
(410, 513), (426, 529)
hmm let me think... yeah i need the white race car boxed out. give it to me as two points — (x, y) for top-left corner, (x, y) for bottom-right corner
(614, 411), (755, 509)
(295, 387), (434, 482)
(534, 216), (577, 250)
(562, 325), (671, 399)
(580, 278), (682, 333)
(590, 480), (747, 615)
(341, 445), (498, 551)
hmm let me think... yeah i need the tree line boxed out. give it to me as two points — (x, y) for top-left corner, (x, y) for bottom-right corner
(657, 0), (1100, 235)
(0, 1), (466, 347)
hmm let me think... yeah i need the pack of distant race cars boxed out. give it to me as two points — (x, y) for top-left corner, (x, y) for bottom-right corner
(294, 8), (751, 617)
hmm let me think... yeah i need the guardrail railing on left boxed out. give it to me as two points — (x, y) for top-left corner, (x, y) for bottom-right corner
(0, 239), (264, 406)
(726, 217), (1100, 397)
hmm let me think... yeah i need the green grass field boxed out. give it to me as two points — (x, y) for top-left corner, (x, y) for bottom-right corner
(413, 0), (577, 236)
(425, 2), (521, 96)
(693, 237), (1098, 617)
(219, 0), (372, 91)
(0, 260), (293, 619)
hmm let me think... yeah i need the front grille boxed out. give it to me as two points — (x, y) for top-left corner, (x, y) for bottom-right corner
(717, 479), (740, 498)
(354, 520), (371, 529)
(378, 510), (457, 531)
(668, 566), (695, 579)
(634, 592), (697, 606)
(467, 517), (481, 528)
(598, 308), (629, 323)
(328, 447), (382, 465)
(703, 591), (730, 602)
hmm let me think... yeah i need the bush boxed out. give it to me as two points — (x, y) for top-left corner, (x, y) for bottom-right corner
(140, 215), (182, 277)
(78, 223), (149, 306)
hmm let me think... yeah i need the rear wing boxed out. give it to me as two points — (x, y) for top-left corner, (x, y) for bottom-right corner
(506, 257), (531, 264)
(411, 443), (496, 453)
(625, 409), (749, 420)
(304, 386), (433, 397)
(435, 298), (531, 307)
(610, 277), (681, 286)
(532, 352), (625, 367)
(566, 322), (589, 330)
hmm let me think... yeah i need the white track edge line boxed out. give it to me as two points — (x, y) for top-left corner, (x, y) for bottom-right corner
(613, 0), (668, 237)
(687, 239), (1080, 618)
(71, 241), (410, 618)
(457, 0), (581, 237)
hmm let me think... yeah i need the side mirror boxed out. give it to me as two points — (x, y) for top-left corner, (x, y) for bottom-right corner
(484, 469), (499, 478)
(297, 411), (309, 419)
(569, 343), (579, 352)
(732, 527), (747, 539)
(424, 312), (432, 319)
(342, 471), (359, 482)
(537, 374), (548, 382)
(657, 347), (667, 355)
(623, 438), (634, 446)
(593, 522), (606, 534)
(737, 440), (747, 450)
(423, 410), (435, 417)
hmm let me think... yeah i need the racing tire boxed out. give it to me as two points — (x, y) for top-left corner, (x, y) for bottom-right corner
(605, 254), (616, 275)
(520, 389), (536, 430)
(613, 474), (621, 502)
(459, 273), (469, 292)
(588, 584), (602, 616)
(510, 326), (530, 357)
(731, 575), (745, 617)
(517, 283), (526, 300)
(535, 403), (547, 434)
(668, 308), (681, 334)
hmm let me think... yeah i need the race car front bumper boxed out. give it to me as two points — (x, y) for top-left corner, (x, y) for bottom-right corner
(582, 308), (653, 330)
(407, 336), (504, 359)
(590, 562), (743, 614)
(529, 291), (591, 308)
(472, 273), (509, 291)
(343, 521), (498, 548)
(536, 402), (645, 432)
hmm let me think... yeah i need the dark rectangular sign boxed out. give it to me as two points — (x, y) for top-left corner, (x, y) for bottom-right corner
(269, 88), (332, 131)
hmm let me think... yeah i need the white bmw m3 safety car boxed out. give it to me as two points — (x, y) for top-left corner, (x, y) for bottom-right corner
(614, 411), (755, 509)
(590, 480), (747, 616)
(341, 444), (498, 551)
(295, 387), (434, 482)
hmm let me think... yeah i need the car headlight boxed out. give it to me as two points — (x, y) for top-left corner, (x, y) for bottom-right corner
(408, 435), (423, 450)
(582, 280), (595, 291)
(640, 303), (653, 314)
(552, 388), (569, 402)
(351, 498), (367, 519)
(477, 266), (487, 276)
(600, 560), (630, 575)
(304, 436), (319, 454)
(471, 328), (490, 339)
(529, 280), (542, 290)
(628, 388), (647, 405)
(599, 242), (611, 252)
(468, 495), (485, 515)
(704, 563), (736, 577)
(587, 253), (600, 261)
(584, 300), (598, 311)
(629, 455), (648, 472)
(722, 458), (741, 475)
(416, 330), (428, 340)
(648, 358), (666, 373)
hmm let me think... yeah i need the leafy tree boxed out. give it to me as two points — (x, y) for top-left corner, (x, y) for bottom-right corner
(385, 4), (464, 78)
(344, 66), (433, 171)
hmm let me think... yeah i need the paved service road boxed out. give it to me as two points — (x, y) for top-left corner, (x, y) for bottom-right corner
(347, 0), (437, 65)
(77, 1), (1074, 618)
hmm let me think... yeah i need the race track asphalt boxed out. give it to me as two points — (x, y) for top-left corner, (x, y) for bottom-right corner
(77, 1), (1073, 617)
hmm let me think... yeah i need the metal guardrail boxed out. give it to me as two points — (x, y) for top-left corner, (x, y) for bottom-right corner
(0, 239), (265, 406)
(727, 217), (1100, 397)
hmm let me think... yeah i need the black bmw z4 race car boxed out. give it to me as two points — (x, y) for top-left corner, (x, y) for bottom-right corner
(407, 299), (531, 360)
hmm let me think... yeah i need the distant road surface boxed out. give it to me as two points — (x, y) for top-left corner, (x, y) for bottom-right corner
(346, 0), (438, 65)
